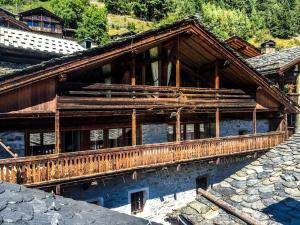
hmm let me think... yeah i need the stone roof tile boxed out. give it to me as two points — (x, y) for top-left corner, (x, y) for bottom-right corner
(168, 134), (300, 225)
(247, 46), (300, 75)
(0, 181), (160, 225)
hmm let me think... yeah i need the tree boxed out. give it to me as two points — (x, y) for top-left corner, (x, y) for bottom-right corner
(104, 0), (131, 15)
(199, 3), (253, 40)
(133, 0), (171, 21)
(266, 3), (298, 38)
(76, 5), (109, 45)
(51, 0), (89, 28)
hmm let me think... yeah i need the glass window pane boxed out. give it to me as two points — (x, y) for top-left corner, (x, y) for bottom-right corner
(109, 129), (123, 148)
(43, 132), (55, 145)
(29, 133), (41, 147)
(90, 129), (103, 150)
(186, 124), (195, 140)
(167, 125), (174, 142)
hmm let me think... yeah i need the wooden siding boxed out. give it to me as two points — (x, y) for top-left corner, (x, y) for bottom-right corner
(256, 88), (280, 110)
(0, 79), (56, 113)
(0, 132), (285, 186)
(57, 83), (256, 110)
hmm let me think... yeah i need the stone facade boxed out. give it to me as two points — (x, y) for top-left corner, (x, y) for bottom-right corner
(142, 124), (169, 144)
(63, 156), (255, 224)
(0, 131), (24, 158)
(220, 119), (269, 137)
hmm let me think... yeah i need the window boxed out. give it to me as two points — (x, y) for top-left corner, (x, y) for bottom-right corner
(90, 129), (104, 150)
(28, 132), (55, 156)
(62, 131), (81, 152)
(108, 128), (123, 148)
(167, 125), (174, 142)
(186, 124), (195, 140)
(123, 128), (132, 147)
(44, 22), (51, 28)
(131, 191), (144, 214)
(196, 176), (208, 193)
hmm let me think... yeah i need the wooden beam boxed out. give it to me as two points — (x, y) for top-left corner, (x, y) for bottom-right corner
(176, 109), (181, 142)
(131, 52), (136, 86)
(141, 52), (146, 85)
(55, 110), (61, 153)
(215, 61), (220, 90)
(197, 188), (261, 225)
(253, 107), (257, 134)
(216, 108), (220, 138)
(176, 36), (180, 87)
(55, 184), (61, 195)
(132, 109), (137, 146)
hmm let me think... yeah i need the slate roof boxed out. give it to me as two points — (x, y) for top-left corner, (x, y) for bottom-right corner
(247, 46), (300, 75)
(0, 180), (160, 225)
(0, 27), (84, 55)
(0, 61), (29, 77)
(168, 134), (300, 225)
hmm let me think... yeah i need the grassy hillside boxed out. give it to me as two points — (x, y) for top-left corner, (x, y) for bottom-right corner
(1, 0), (299, 49)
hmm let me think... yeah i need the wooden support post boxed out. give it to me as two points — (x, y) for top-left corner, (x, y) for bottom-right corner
(253, 108), (257, 134)
(55, 110), (61, 154)
(131, 52), (136, 86)
(132, 109), (137, 146)
(55, 184), (61, 195)
(215, 61), (220, 90)
(176, 36), (180, 87)
(176, 109), (181, 142)
(216, 108), (220, 138)
(285, 112), (288, 138)
(142, 52), (146, 85)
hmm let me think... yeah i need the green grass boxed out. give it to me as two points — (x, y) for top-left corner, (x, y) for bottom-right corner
(249, 36), (300, 50)
(108, 14), (153, 36)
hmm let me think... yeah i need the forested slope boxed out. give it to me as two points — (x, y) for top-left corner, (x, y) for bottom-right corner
(1, 0), (299, 48)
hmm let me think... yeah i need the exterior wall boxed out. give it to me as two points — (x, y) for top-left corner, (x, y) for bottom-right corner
(63, 156), (254, 224)
(0, 131), (24, 158)
(142, 124), (169, 144)
(220, 119), (269, 137)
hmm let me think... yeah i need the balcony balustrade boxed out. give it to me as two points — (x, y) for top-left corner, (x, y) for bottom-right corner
(0, 132), (285, 186)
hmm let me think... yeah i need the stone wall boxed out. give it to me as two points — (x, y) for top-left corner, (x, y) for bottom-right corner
(142, 124), (169, 144)
(63, 156), (255, 224)
(0, 131), (24, 158)
(220, 119), (269, 137)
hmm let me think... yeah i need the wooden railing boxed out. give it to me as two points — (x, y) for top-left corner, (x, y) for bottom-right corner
(58, 83), (256, 110)
(0, 132), (284, 186)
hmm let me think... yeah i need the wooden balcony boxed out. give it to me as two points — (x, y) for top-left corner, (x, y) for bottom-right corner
(57, 83), (255, 110)
(0, 132), (285, 187)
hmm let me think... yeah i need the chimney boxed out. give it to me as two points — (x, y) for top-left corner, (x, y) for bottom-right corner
(261, 40), (276, 54)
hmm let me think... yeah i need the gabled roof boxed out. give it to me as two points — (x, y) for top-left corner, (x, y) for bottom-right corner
(0, 181), (159, 225)
(0, 16), (298, 113)
(0, 9), (31, 31)
(0, 27), (84, 55)
(19, 7), (64, 23)
(0, 7), (16, 17)
(247, 46), (300, 75)
(225, 36), (261, 58)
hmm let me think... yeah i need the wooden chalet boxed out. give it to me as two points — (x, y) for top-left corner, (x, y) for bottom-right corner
(0, 17), (298, 190)
(225, 36), (261, 58)
(18, 7), (64, 37)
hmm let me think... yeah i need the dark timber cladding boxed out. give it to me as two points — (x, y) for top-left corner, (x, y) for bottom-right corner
(0, 17), (298, 187)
